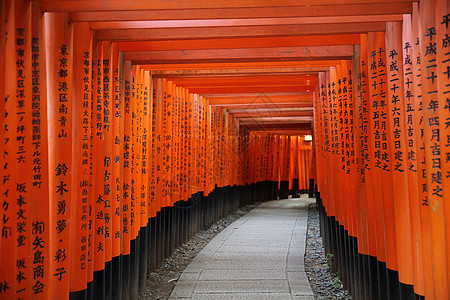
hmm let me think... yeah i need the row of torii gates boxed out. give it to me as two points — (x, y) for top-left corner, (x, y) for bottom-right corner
(0, 0), (449, 299)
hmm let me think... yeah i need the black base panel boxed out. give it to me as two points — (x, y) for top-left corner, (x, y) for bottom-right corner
(316, 191), (423, 300)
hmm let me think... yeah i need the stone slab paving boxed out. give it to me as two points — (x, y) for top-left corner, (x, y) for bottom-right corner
(169, 198), (316, 300)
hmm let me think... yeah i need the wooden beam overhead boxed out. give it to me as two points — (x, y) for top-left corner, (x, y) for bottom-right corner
(96, 23), (386, 41)
(42, 0), (413, 12)
(208, 97), (313, 105)
(241, 123), (312, 131)
(205, 92), (312, 98)
(183, 86), (314, 94)
(90, 15), (402, 30)
(124, 45), (354, 64)
(167, 75), (317, 87)
(231, 111), (313, 117)
(117, 35), (360, 52)
(141, 61), (340, 70)
(239, 116), (314, 124)
(70, 3), (412, 21)
(214, 103), (314, 109)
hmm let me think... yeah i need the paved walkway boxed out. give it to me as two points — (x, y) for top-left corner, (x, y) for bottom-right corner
(169, 197), (316, 300)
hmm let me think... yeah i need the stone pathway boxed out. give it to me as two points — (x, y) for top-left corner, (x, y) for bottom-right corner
(169, 197), (316, 300)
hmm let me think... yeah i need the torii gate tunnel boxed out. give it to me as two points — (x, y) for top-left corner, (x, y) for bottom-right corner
(0, 0), (449, 299)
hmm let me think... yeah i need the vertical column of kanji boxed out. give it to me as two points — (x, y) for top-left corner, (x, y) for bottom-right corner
(200, 97), (207, 193)
(111, 45), (123, 262)
(339, 62), (351, 232)
(0, 1), (17, 296)
(92, 41), (105, 274)
(165, 81), (174, 207)
(325, 70), (336, 216)
(70, 21), (92, 294)
(159, 79), (167, 206)
(402, 14), (425, 296)
(141, 71), (150, 228)
(213, 105), (218, 187)
(347, 60), (358, 240)
(436, 0), (450, 294)
(411, 3), (434, 297)
(149, 79), (157, 218)
(154, 78), (163, 207)
(367, 32), (387, 264)
(360, 34), (378, 260)
(13, 0), (32, 297)
(386, 22), (414, 284)
(102, 41), (113, 273)
(354, 43), (370, 257)
(314, 81), (322, 194)
(129, 66), (138, 242)
(122, 61), (132, 260)
(178, 90), (185, 200)
(179, 89), (186, 199)
(317, 73), (327, 203)
(419, 0), (449, 297)
(171, 87), (179, 203)
(135, 68), (144, 237)
(45, 12), (72, 298)
(29, 1), (50, 297)
(342, 61), (353, 234)
(329, 67), (342, 224)
(192, 93), (199, 195)
(376, 31), (399, 278)
(187, 92), (194, 197)
(386, 21), (415, 287)
(207, 102), (213, 195)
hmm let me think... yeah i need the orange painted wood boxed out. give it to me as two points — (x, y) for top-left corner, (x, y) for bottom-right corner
(70, 21), (92, 293)
(29, 2), (51, 297)
(71, 3), (412, 22)
(366, 31), (387, 263)
(111, 44), (124, 257)
(419, 0), (449, 297)
(376, 31), (398, 273)
(14, 1), (32, 297)
(92, 40), (106, 272)
(41, 0), (414, 12)
(186, 86), (314, 94)
(122, 60), (133, 256)
(435, 0), (450, 294)
(124, 46), (354, 64)
(95, 23), (387, 42)
(0, 1), (17, 297)
(45, 11), (73, 297)
(116, 35), (360, 52)
(91, 15), (403, 30)
(411, 3), (434, 297)
(401, 13), (425, 295)
(208, 95), (313, 105)
(142, 60), (343, 71)
(386, 21), (414, 285)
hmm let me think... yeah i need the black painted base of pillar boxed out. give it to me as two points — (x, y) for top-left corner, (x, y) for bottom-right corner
(316, 191), (425, 300)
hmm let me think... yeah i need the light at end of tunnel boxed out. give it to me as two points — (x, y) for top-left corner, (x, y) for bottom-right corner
(304, 135), (312, 141)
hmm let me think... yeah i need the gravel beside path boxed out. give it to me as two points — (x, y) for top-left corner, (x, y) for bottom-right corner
(304, 203), (352, 300)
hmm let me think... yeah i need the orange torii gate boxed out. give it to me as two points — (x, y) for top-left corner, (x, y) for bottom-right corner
(2, 0), (448, 300)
